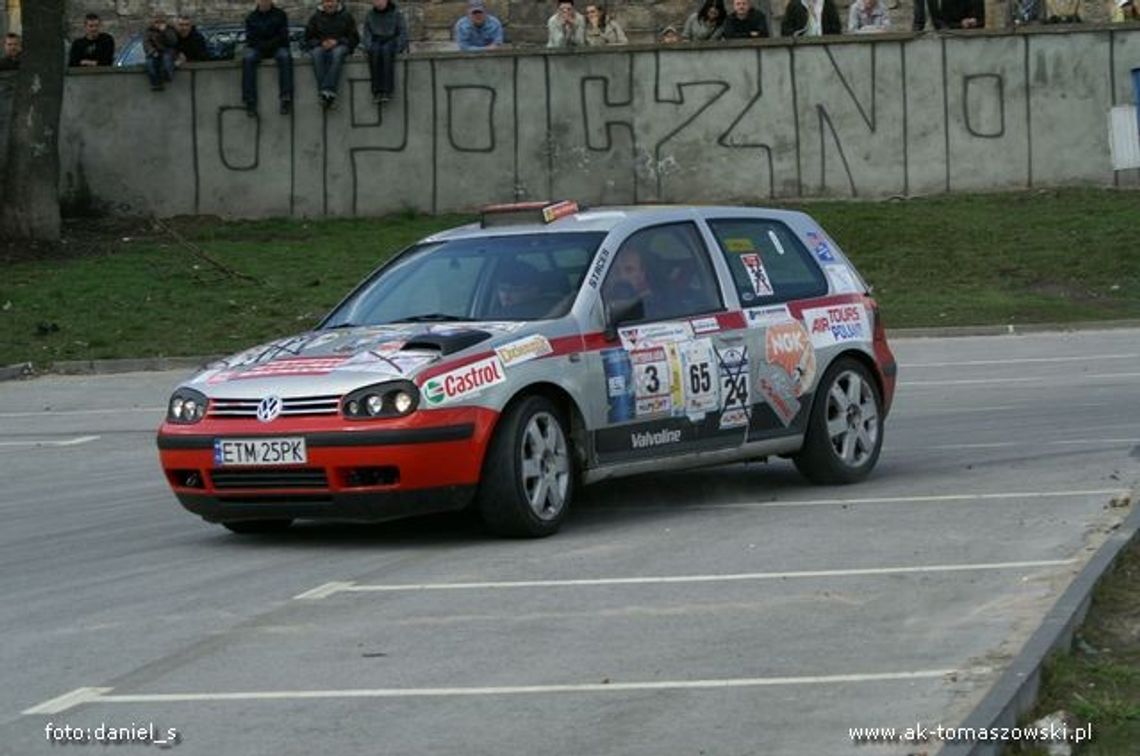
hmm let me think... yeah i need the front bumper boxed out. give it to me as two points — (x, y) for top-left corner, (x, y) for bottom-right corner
(156, 407), (498, 523)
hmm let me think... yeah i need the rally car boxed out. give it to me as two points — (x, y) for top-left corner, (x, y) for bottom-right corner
(157, 202), (897, 537)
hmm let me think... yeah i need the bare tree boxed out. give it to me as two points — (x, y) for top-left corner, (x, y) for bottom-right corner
(0, 0), (65, 242)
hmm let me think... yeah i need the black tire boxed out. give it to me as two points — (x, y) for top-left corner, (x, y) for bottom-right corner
(793, 357), (883, 485)
(477, 395), (575, 538)
(222, 519), (294, 534)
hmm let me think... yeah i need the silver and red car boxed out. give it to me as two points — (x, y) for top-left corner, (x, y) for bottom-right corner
(157, 202), (897, 537)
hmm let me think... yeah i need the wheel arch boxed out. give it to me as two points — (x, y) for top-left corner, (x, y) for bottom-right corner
(498, 382), (590, 470)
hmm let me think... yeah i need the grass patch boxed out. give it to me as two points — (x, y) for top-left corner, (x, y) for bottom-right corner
(1, 188), (1138, 365)
(1007, 536), (1140, 756)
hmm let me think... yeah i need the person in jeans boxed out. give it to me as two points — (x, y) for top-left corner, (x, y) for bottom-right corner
(144, 14), (178, 91)
(363, 0), (408, 105)
(305, 0), (359, 110)
(242, 0), (293, 116)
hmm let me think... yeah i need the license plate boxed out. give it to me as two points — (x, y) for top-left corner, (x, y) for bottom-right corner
(214, 437), (307, 466)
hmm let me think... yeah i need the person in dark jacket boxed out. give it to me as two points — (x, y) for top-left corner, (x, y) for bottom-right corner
(722, 0), (770, 38)
(940, 0), (985, 26)
(242, 0), (293, 116)
(363, 0), (408, 105)
(69, 13), (115, 67)
(781, 0), (842, 36)
(0, 33), (20, 70)
(305, 0), (360, 109)
(143, 14), (179, 91)
(174, 16), (211, 64)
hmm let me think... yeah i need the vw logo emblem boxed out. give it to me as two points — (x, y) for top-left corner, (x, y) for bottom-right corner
(256, 395), (283, 423)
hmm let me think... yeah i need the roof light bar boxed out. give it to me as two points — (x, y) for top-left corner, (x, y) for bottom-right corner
(480, 200), (580, 228)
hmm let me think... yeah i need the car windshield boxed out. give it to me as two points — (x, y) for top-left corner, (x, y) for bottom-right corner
(323, 232), (606, 326)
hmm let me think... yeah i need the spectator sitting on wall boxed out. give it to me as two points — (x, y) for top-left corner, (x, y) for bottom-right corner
(940, 0), (985, 26)
(548, 0), (587, 48)
(69, 13), (115, 67)
(848, 0), (892, 31)
(782, 0), (842, 36)
(585, 4), (628, 45)
(683, 0), (727, 41)
(1044, 0), (1081, 21)
(174, 15), (211, 64)
(306, 0), (359, 110)
(721, 0), (769, 38)
(242, 0), (294, 117)
(913, 0), (944, 31)
(1112, 0), (1140, 20)
(143, 14), (178, 91)
(1010, 0), (1042, 23)
(364, 0), (408, 105)
(0, 33), (20, 70)
(455, 0), (504, 50)
(660, 25), (682, 42)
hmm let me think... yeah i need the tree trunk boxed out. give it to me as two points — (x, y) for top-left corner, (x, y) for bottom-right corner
(0, 0), (64, 243)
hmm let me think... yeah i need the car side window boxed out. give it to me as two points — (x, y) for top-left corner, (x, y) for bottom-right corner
(601, 222), (724, 324)
(707, 219), (828, 305)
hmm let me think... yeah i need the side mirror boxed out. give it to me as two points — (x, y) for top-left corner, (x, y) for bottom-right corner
(603, 298), (644, 342)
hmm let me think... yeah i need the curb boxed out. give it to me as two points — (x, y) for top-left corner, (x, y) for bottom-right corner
(940, 496), (1140, 756)
(2, 319), (1139, 382)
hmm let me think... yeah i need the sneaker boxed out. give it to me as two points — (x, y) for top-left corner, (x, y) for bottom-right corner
(379, 93), (391, 104)
(151, 83), (163, 92)
(372, 92), (383, 105)
(245, 102), (257, 118)
(279, 98), (291, 115)
(327, 93), (338, 111)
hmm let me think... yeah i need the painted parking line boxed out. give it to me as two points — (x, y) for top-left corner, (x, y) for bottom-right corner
(902, 372), (1140, 388)
(900, 353), (1139, 369)
(0, 435), (100, 448)
(25, 668), (986, 715)
(615, 489), (1124, 512)
(0, 408), (163, 418)
(294, 558), (1077, 600)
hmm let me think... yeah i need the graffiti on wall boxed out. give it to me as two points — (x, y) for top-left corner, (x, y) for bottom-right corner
(53, 29), (1140, 218)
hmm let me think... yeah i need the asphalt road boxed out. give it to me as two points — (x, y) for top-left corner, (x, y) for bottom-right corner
(0, 329), (1137, 756)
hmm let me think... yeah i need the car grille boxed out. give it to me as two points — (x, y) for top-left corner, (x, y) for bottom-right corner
(210, 469), (329, 490)
(208, 396), (340, 418)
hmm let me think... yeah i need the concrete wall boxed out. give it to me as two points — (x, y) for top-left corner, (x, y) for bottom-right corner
(9, 26), (1140, 218)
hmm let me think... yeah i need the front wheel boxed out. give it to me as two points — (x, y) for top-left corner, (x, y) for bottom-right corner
(793, 357), (883, 485)
(477, 395), (575, 538)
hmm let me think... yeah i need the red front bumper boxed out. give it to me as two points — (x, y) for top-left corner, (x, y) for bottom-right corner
(156, 406), (499, 523)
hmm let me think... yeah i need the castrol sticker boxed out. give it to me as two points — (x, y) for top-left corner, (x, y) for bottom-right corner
(802, 304), (870, 349)
(423, 356), (506, 406)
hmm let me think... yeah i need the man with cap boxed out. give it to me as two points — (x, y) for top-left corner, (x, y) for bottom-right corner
(455, 0), (504, 50)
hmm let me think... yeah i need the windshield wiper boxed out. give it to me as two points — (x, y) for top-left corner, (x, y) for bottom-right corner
(392, 314), (473, 323)
(324, 322), (359, 329)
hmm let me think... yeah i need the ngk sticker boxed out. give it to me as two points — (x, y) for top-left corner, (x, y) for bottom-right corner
(802, 304), (869, 348)
(765, 321), (816, 396)
(423, 356), (506, 406)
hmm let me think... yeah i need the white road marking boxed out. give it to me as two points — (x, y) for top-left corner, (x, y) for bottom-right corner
(293, 582), (356, 601)
(925, 440), (1137, 451)
(902, 372), (1140, 387)
(0, 435), (100, 448)
(296, 559), (1076, 599)
(22, 687), (114, 715)
(901, 354), (1138, 368)
(0, 407), (163, 418)
(742, 489), (1123, 508)
(24, 669), (984, 713)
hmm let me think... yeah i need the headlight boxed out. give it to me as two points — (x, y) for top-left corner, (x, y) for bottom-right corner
(342, 381), (420, 420)
(167, 388), (208, 424)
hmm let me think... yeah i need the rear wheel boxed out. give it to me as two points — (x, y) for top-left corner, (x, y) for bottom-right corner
(793, 357), (883, 485)
(222, 519), (294, 534)
(477, 395), (574, 538)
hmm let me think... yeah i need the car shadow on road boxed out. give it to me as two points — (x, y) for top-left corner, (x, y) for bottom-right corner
(199, 461), (816, 549)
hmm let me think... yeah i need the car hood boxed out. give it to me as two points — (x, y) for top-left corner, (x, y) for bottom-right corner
(185, 322), (535, 395)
